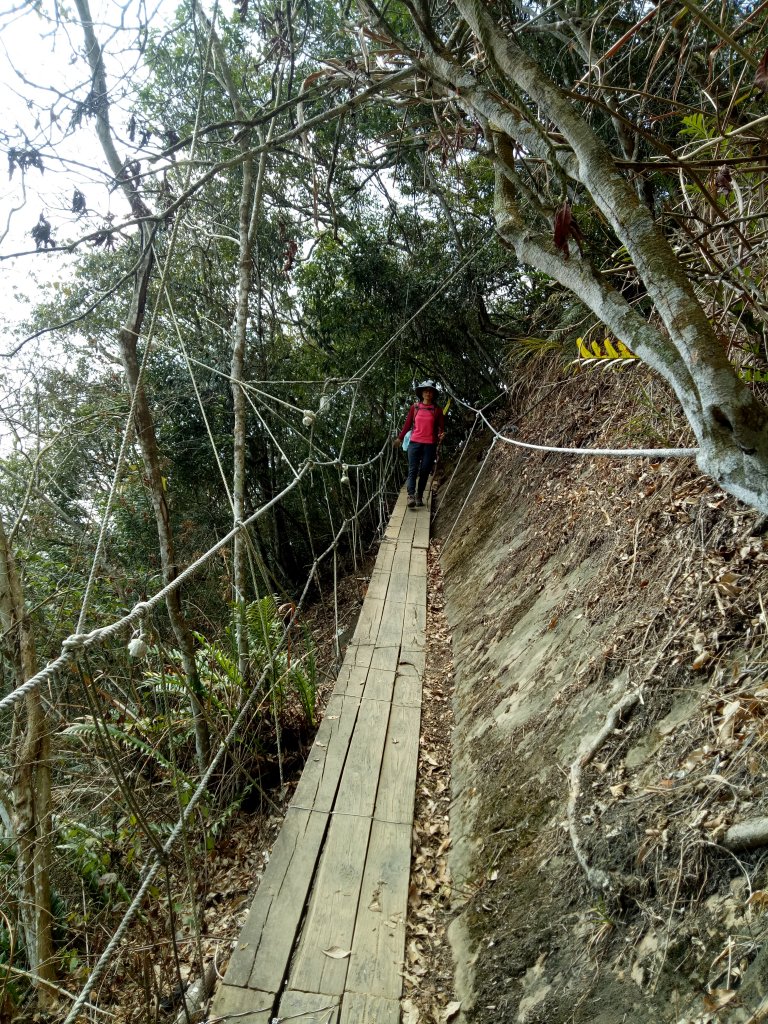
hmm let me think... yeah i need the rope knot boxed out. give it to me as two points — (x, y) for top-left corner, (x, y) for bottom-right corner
(126, 634), (148, 659)
(62, 634), (86, 651)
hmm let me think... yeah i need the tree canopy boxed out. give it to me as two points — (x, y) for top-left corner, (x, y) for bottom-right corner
(3, 0), (768, 1010)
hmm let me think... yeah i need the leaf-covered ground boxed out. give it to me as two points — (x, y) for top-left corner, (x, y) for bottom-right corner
(401, 542), (457, 1024)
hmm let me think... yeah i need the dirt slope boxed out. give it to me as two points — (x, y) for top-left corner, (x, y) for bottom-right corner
(435, 370), (768, 1024)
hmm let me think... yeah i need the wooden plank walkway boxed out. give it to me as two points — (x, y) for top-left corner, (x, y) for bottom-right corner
(210, 485), (431, 1024)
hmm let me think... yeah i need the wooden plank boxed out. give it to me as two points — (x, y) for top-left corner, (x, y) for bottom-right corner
(391, 544), (413, 575)
(389, 505), (406, 522)
(209, 985), (274, 1023)
(373, 706), (421, 825)
(340, 993), (401, 1024)
(392, 658), (422, 709)
(334, 699), (391, 816)
(352, 596), (386, 645)
(345, 820), (410, 998)
(375, 576), (409, 648)
(412, 508), (430, 549)
(349, 644), (375, 668)
(399, 649), (425, 678)
(373, 539), (396, 573)
(401, 601), (426, 652)
(387, 498), (406, 524)
(216, 478), (429, 1010)
(406, 572), (426, 606)
(397, 524), (415, 557)
(361, 667), (396, 702)
(409, 547), (428, 577)
(411, 480), (431, 544)
(370, 646), (399, 673)
(277, 990), (340, 1024)
(332, 643), (373, 697)
(365, 570), (391, 601)
(384, 571), (410, 603)
(224, 808), (329, 991)
(291, 695), (361, 813)
(288, 814), (373, 995)
(383, 519), (402, 540)
(332, 662), (369, 700)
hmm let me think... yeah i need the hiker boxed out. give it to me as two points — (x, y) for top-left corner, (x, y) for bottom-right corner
(395, 379), (446, 509)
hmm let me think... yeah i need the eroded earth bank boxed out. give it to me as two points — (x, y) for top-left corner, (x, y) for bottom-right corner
(434, 374), (768, 1024)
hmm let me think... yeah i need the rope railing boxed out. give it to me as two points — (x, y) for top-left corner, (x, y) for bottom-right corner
(1, 435), (400, 717)
(3, 132), (482, 1019)
(3, 434), (399, 1023)
(444, 386), (699, 459)
(56, 448), (399, 1022)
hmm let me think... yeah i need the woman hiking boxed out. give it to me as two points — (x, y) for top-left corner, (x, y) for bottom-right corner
(396, 379), (446, 509)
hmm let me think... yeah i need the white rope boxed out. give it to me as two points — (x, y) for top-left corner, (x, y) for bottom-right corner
(62, 650), (274, 1024)
(60, 455), (400, 1023)
(323, 233), (495, 409)
(294, 479), (392, 608)
(161, 273), (234, 508)
(76, 9), (220, 631)
(436, 413), (479, 510)
(337, 381), (359, 463)
(447, 388), (699, 459)
(312, 433), (393, 470)
(240, 383), (336, 463)
(0, 464), (311, 716)
(75, 247), (154, 633)
(242, 386), (301, 478)
(2, 436), (397, 718)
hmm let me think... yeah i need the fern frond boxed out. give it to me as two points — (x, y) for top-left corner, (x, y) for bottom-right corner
(61, 721), (195, 792)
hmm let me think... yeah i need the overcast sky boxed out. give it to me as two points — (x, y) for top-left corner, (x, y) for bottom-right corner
(1, 0), (171, 359)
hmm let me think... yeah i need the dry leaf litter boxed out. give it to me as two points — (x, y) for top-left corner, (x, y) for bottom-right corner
(401, 540), (459, 1024)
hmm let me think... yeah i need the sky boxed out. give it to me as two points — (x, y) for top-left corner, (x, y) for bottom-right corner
(0, 0), (183, 459)
(0, 0), (172, 359)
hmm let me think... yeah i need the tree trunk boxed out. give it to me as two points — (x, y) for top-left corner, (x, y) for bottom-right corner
(0, 514), (55, 1002)
(393, 0), (768, 512)
(74, 0), (210, 770)
(117, 248), (210, 771)
(197, 0), (285, 680)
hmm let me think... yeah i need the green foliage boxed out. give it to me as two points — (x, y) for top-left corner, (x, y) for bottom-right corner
(56, 821), (132, 907)
(678, 113), (716, 142)
(0, 842), (23, 1009)
(240, 596), (318, 726)
(61, 720), (197, 799)
(506, 336), (564, 365)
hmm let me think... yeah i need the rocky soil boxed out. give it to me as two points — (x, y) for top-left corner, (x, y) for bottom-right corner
(435, 367), (768, 1024)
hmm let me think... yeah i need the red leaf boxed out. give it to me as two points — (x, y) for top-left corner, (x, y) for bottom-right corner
(553, 202), (573, 258)
(553, 201), (583, 259)
(714, 165), (733, 193)
(283, 239), (299, 273)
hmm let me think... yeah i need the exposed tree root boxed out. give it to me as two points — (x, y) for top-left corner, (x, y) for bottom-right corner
(723, 816), (768, 851)
(567, 692), (640, 890)
(174, 961), (216, 1024)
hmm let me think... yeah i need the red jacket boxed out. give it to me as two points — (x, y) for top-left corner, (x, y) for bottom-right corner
(398, 402), (445, 445)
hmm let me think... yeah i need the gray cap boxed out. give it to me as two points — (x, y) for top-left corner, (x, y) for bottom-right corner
(415, 379), (440, 399)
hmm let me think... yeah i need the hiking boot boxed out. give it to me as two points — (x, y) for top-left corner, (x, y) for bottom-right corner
(415, 497), (424, 507)
(407, 494), (416, 509)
